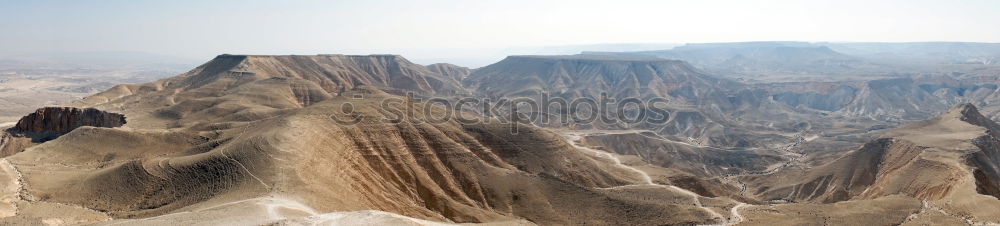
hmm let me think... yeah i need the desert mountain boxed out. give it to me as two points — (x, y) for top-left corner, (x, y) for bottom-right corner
(0, 54), (754, 225)
(824, 42), (1000, 65)
(4, 50), (1000, 225)
(578, 42), (1000, 123)
(0, 87), (731, 225)
(742, 103), (1000, 223)
(464, 55), (741, 101)
(760, 74), (1000, 122)
(72, 54), (467, 129)
(578, 42), (1000, 125)
(463, 55), (811, 148)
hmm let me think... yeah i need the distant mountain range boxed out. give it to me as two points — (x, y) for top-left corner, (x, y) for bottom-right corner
(0, 51), (199, 124)
(0, 51), (199, 71)
(824, 42), (1000, 65)
(583, 42), (1000, 79)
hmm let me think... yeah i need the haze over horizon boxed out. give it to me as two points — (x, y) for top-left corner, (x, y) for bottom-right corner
(3, 0), (1000, 67)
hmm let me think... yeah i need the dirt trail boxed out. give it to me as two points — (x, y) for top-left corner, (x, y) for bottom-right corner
(103, 197), (472, 226)
(0, 159), (21, 218)
(714, 132), (808, 199)
(725, 203), (747, 225)
(103, 197), (318, 225)
(0, 158), (113, 222)
(924, 200), (1000, 226)
(557, 130), (747, 225)
(223, 118), (277, 190)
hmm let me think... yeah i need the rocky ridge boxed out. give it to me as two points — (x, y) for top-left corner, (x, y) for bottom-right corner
(12, 107), (125, 135)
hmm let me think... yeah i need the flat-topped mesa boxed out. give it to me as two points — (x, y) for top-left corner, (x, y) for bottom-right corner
(11, 107), (126, 135)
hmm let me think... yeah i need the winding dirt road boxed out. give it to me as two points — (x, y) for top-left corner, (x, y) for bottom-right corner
(557, 130), (746, 225)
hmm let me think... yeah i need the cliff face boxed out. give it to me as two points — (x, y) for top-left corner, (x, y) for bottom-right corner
(12, 107), (126, 135)
(0, 107), (126, 157)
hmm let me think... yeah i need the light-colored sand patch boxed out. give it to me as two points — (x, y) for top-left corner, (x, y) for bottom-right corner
(99, 197), (531, 226)
(0, 158), (21, 218)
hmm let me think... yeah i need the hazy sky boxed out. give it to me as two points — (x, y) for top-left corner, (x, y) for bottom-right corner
(2, 0), (999, 66)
